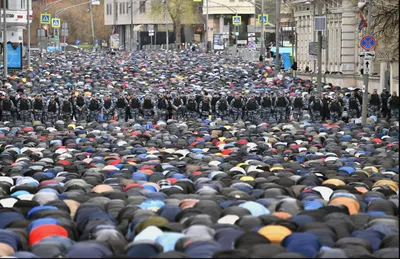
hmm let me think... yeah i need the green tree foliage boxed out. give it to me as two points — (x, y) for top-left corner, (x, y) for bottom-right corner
(149, 0), (198, 43)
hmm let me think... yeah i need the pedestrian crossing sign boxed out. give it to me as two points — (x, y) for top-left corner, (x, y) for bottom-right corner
(232, 16), (242, 26)
(52, 18), (61, 28)
(40, 14), (51, 25)
(258, 14), (268, 24)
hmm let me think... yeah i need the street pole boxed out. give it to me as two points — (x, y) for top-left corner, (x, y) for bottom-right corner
(3, 0), (7, 77)
(313, 3), (316, 74)
(235, 12), (238, 49)
(254, 1), (257, 44)
(165, 0), (169, 51)
(130, 0), (133, 51)
(260, 0), (264, 62)
(275, 0), (281, 75)
(316, 0), (322, 94)
(205, 0), (209, 51)
(27, 0), (31, 68)
(361, 0), (372, 125)
(90, 0), (95, 51)
(324, 6), (328, 83)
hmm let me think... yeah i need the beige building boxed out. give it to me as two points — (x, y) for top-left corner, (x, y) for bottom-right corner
(202, 0), (255, 42)
(291, 0), (398, 92)
(104, 0), (204, 50)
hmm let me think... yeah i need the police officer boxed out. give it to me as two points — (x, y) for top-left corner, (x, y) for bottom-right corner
(171, 93), (184, 120)
(60, 96), (73, 122)
(274, 92), (289, 123)
(17, 94), (32, 122)
(102, 94), (116, 121)
(216, 94), (230, 121)
(32, 94), (45, 122)
(347, 92), (361, 119)
(116, 93), (128, 122)
(165, 93), (174, 120)
(368, 89), (381, 117)
(329, 96), (342, 123)
(230, 94), (244, 121)
(128, 94), (141, 122)
(0, 93), (15, 122)
(380, 89), (390, 119)
(156, 94), (169, 121)
(310, 95), (323, 122)
(321, 94), (331, 121)
(69, 93), (76, 121)
(88, 95), (101, 122)
(211, 92), (220, 118)
(245, 93), (260, 123)
(46, 96), (59, 124)
(388, 91), (399, 120)
(185, 94), (198, 120)
(261, 92), (273, 122)
(199, 96), (212, 120)
(142, 95), (155, 122)
(74, 93), (87, 122)
(292, 92), (304, 122)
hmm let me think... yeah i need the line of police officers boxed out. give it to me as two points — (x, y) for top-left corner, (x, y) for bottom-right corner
(0, 89), (398, 124)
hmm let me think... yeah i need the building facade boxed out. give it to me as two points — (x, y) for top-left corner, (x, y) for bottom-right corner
(202, 0), (255, 43)
(292, 0), (358, 75)
(104, 0), (204, 50)
(292, 0), (398, 92)
(0, 0), (33, 44)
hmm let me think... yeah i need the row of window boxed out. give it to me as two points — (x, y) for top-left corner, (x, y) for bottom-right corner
(106, 1), (146, 16)
(0, 0), (30, 10)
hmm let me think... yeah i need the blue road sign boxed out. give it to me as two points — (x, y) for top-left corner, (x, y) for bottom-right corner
(258, 14), (268, 24)
(51, 18), (61, 28)
(248, 41), (255, 48)
(95, 39), (99, 45)
(360, 35), (376, 51)
(232, 16), (241, 25)
(76, 39), (81, 45)
(40, 14), (51, 24)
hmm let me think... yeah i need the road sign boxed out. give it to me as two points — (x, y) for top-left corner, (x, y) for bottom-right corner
(52, 18), (61, 28)
(309, 42), (318, 55)
(258, 14), (268, 24)
(232, 16), (241, 26)
(76, 39), (81, 45)
(360, 35), (376, 51)
(61, 29), (69, 37)
(360, 51), (375, 58)
(37, 28), (46, 38)
(40, 14), (51, 24)
(62, 22), (68, 29)
(363, 58), (371, 75)
(248, 41), (255, 48)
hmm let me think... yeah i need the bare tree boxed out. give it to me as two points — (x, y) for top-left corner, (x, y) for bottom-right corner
(150, 0), (198, 43)
(370, 0), (399, 61)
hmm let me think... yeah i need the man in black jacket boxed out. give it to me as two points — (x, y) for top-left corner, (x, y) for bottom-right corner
(0, 93), (15, 122)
